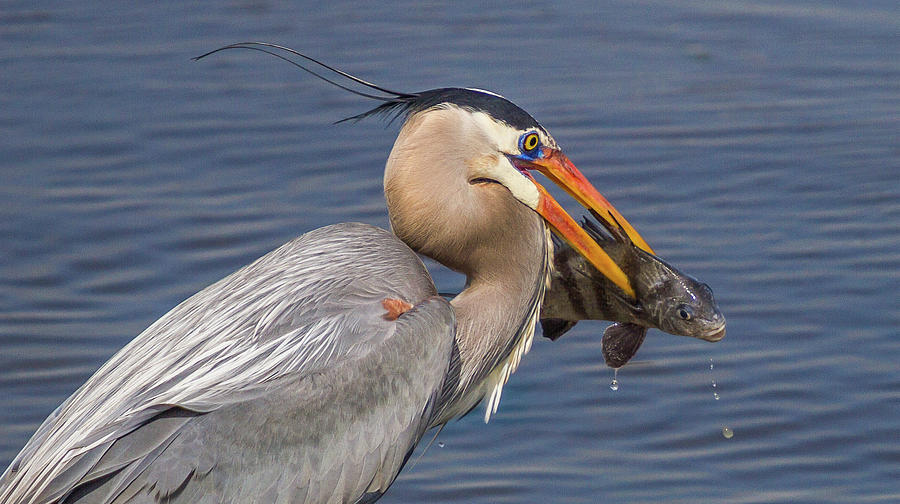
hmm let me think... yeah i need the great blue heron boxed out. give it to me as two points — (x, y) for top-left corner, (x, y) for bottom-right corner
(0, 43), (655, 504)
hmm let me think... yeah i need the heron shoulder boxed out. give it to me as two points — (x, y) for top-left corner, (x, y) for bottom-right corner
(0, 222), (447, 504)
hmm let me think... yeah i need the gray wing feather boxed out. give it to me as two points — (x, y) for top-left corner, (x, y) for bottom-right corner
(1, 222), (454, 504)
(107, 296), (452, 504)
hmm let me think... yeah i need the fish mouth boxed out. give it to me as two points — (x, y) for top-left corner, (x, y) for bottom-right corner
(698, 322), (726, 342)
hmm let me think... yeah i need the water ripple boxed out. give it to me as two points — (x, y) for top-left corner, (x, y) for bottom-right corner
(1, 1), (898, 502)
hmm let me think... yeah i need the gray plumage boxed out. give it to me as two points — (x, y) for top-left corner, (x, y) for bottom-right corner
(2, 224), (454, 503)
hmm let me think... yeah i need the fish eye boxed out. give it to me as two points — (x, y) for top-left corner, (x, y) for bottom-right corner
(520, 132), (540, 156)
(677, 305), (693, 321)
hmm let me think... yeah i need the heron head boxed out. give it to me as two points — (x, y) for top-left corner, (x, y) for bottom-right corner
(192, 44), (652, 298)
(382, 88), (652, 298)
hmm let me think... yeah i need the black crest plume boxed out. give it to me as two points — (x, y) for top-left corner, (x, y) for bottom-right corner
(193, 42), (423, 123)
(193, 42), (541, 130)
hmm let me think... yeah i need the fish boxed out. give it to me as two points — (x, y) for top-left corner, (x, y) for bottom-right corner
(540, 212), (725, 368)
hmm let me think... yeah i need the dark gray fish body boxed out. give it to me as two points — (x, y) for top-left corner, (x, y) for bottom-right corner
(540, 217), (725, 367)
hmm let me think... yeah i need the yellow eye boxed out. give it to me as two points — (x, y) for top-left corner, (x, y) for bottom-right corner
(521, 132), (540, 153)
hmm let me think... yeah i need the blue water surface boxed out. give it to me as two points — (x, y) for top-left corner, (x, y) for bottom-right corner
(1, 1), (897, 502)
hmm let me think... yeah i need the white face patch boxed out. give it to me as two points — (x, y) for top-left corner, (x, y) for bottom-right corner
(462, 109), (542, 209)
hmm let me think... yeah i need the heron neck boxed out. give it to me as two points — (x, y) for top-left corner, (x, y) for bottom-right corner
(432, 213), (550, 426)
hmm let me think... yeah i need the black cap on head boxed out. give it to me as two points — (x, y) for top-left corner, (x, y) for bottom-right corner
(345, 87), (541, 131)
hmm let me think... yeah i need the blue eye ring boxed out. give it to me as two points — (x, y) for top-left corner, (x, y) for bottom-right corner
(519, 132), (541, 156)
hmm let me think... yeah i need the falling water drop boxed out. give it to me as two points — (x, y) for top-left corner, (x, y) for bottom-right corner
(437, 442), (445, 448)
(609, 368), (619, 391)
(709, 358), (729, 435)
(708, 358), (721, 401)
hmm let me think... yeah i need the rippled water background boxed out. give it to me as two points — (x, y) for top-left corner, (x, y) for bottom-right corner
(1, 1), (897, 502)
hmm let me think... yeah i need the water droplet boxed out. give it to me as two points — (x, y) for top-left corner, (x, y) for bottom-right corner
(708, 359), (722, 401)
(722, 426), (733, 439)
(437, 442), (445, 448)
(609, 379), (618, 391)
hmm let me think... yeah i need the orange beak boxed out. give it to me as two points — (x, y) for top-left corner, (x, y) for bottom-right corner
(513, 147), (653, 298)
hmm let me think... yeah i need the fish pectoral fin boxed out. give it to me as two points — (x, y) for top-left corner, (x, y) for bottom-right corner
(601, 323), (648, 368)
(540, 318), (578, 341)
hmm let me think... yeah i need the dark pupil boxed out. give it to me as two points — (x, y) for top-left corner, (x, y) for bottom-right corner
(525, 135), (537, 150)
(679, 309), (689, 319)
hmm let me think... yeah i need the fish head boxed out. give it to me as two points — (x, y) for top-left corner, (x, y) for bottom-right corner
(634, 249), (725, 342)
